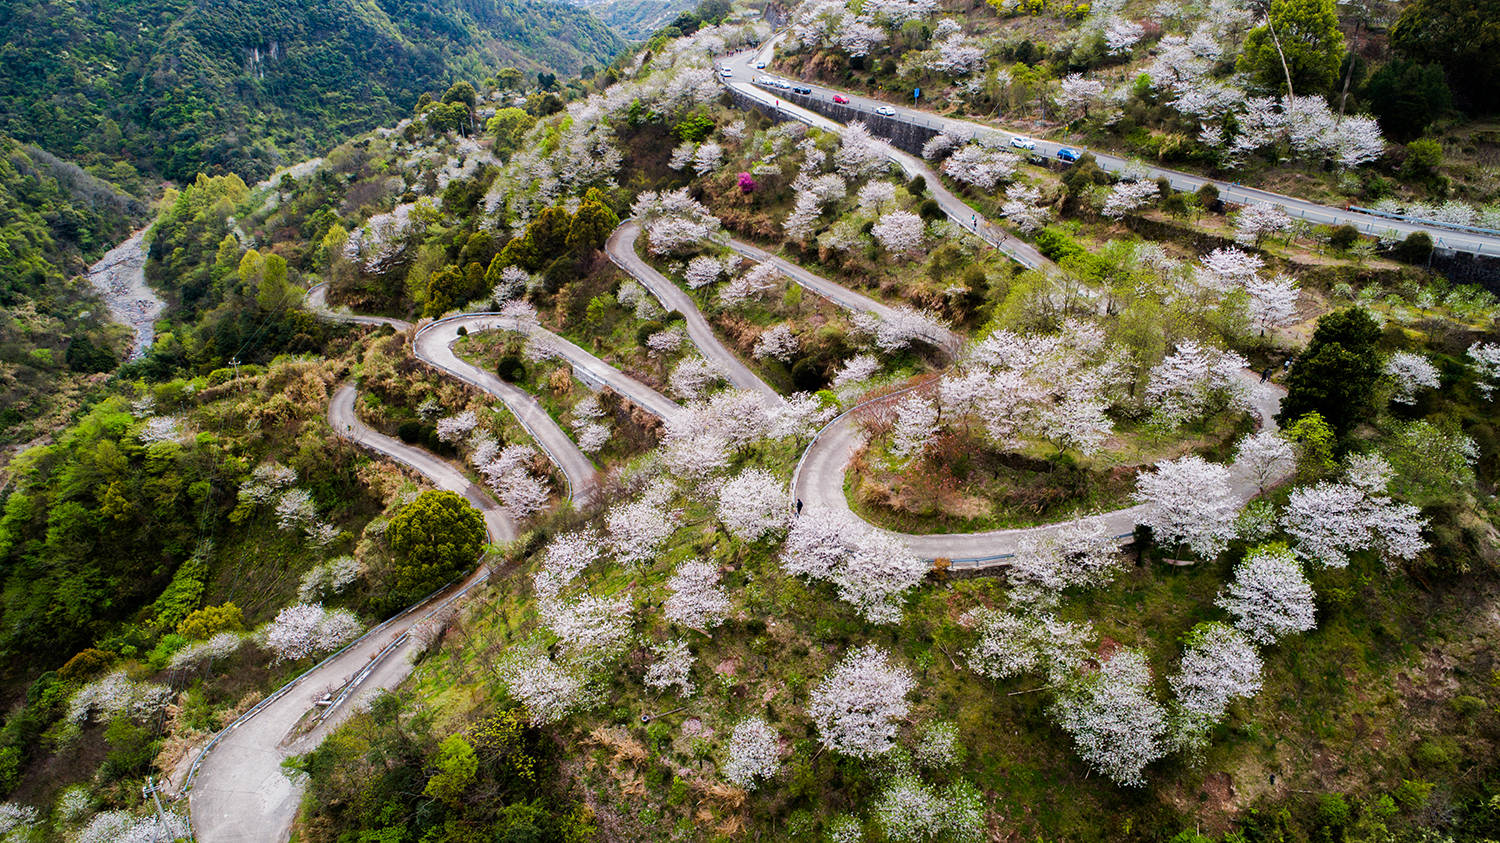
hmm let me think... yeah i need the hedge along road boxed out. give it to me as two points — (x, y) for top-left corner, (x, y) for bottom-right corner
(186, 384), (515, 843)
(720, 37), (1500, 257)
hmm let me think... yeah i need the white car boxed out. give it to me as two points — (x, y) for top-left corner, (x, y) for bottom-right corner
(721, 67), (733, 77)
(874, 105), (896, 116)
(773, 78), (793, 90)
(1010, 136), (1036, 150)
(756, 61), (767, 68)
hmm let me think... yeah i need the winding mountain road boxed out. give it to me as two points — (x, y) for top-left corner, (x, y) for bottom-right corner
(720, 39), (1500, 258)
(187, 386), (512, 843)
(607, 221), (782, 404)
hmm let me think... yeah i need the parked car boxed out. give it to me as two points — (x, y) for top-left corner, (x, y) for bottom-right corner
(792, 85), (812, 94)
(832, 94), (849, 104)
(874, 105), (896, 116)
(755, 61), (767, 68)
(773, 78), (793, 89)
(1010, 136), (1036, 150)
(721, 67), (733, 77)
(1056, 147), (1081, 163)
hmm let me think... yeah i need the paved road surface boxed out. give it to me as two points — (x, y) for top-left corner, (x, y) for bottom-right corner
(187, 385), (512, 843)
(720, 40), (1500, 258)
(606, 220), (782, 404)
(724, 237), (964, 357)
(794, 370), (1290, 567)
(306, 284), (412, 330)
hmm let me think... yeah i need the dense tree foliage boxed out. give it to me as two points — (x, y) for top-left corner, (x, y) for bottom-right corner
(1277, 308), (1382, 441)
(1390, 0), (1500, 112)
(0, 0), (624, 181)
(1237, 0), (1346, 95)
(383, 490), (486, 606)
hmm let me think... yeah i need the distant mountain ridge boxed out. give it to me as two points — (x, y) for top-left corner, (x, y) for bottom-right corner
(0, 0), (624, 183)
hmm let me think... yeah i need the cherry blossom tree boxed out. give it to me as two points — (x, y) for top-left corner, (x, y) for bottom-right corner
(720, 262), (783, 306)
(1001, 183), (1050, 232)
(1235, 202), (1293, 245)
(783, 190), (823, 243)
(1167, 622), (1263, 749)
(275, 489), (319, 533)
(263, 603), (363, 663)
(664, 560), (729, 632)
(964, 608), (1093, 682)
(297, 556), (362, 602)
(499, 651), (595, 724)
(668, 356), (725, 401)
(832, 354), (881, 390)
(928, 33), (986, 75)
(781, 510), (928, 623)
(661, 407), (732, 481)
(1234, 429), (1296, 492)
(1007, 519), (1124, 603)
(669, 141), (696, 171)
(684, 255), (724, 289)
(889, 394), (940, 464)
(1050, 648), (1168, 787)
(1133, 455), (1238, 558)
(238, 462), (298, 506)
(716, 468), (788, 541)
(606, 492), (679, 565)
(723, 717), (782, 789)
(1467, 342), (1500, 399)
(854, 306), (950, 352)
(1104, 17), (1145, 53)
(1144, 340), (1250, 429)
(835, 122), (890, 179)
(753, 324), (799, 362)
(644, 638), (696, 697)
(632, 188), (722, 255)
(1281, 480), (1428, 569)
(872, 210), (925, 256)
(533, 530), (602, 600)
(858, 180), (898, 213)
(1245, 273), (1300, 330)
(1385, 351), (1440, 405)
(547, 592), (632, 663)
(76, 810), (191, 843)
(138, 416), (183, 445)
(941, 143), (1019, 190)
(1057, 74), (1107, 117)
(435, 410), (478, 442)
(835, 20), (888, 57)
(1101, 180), (1159, 219)
(68, 671), (173, 724)
(807, 644), (915, 758)
(770, 392), (837, 442)
(1197, 247), (1265, 292)
(1215, 543), (1316, 644)
(694, 141), (724, 174)
(491, 266), (533, 304)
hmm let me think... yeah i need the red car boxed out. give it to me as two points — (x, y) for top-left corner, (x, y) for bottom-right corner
(832, 94), (849, 104)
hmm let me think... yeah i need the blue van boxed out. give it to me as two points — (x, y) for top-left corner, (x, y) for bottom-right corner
(1056, 147), (1081, 163)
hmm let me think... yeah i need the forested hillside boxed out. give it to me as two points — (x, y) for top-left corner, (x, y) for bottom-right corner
(0, 0), (624, 183)
(0, 135), (145, 445)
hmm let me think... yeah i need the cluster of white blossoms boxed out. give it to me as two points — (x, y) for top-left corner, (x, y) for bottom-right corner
(715, 468), (788, 541)
(664, 560), (730, 632)
(569, 393), (612, 455)
(1001, 183), (1050, 232)
(531, 529), (601, 601)
(137, 415), (184, 445)
(1384, 351), (1441, 405)
(1282, 455), (1429, 569)
(939, 141), (1020, 191)
(75, 810), (191, 843)
(644, 638), (697, 697)
(964, 608), (1093, 683)
(782, 509), (929, 623)
(851, 306), (950, 352)
(67, 671), (173, 724)
(435, 410), (478, 443)
(237, 462), (299, 506)
(1006, 519), (1124, 604)
(1215, 543), (1317, 644)
(1167, 622), (1263, 749)
(1134, 454), (1239, 558)
(719, 262), (784, 307)
(1469, 342), (1500, 398)
(632, 188), (722, 256)
(263, 603), (363, 664)
(938, 319), (1124, 456)
(1051, 649), (1168, 787)
(168, 632), (246, 670)
(498, 650), (596, 724)
(807, 644), (915, 758)
(343, 201), (431, 273)
(478, 443), (551, 521)
(297, 555), (362, 602)
(752, 324), (800, 362)
(722, 716), (782, 789)
(789, 0), (936, 56)
(1101, 179), (1159, 219)
(546, 592), (633, 665)
(1144, 339), (1250, 429)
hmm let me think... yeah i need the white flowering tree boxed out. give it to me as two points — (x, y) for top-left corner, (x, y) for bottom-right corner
(67, 671), (173, 724)
(1167, 622), (1263, 749)
(720, 262), (783, 306)
(941, 143), (1019, 190)
(1007, 519), (1124, 603)
(1235, 202), (1293, 245)
(1051, 648), (1168, 787)
(835, 122), (889, 179)
(547, 592), (632, 663)
(1467, 342), (1500, 399)
(1133, 455), (1239, 558)
(644, 638), (697, 697)
(1282, 479), (1427, 569)
(263, 603), (363, 663)
(684, 255), (724, 289)
(632, 188), (722, 255)
(606, 492), (679, 565)
(532, 530), (602, 600)
(1144, 340), (1250, 429)
(499, 651), (595, 724)
(664, 560), (729, 632)
(1234, 429), (1296, 492)
(1245, 273), (1300, 331)
(858, 180), (898, 213)
(889, 394), (940, 465)
(716, 468), (788, 541)
(782, 510), (928, 623)
(752, 324), (800, 362)
(1057, 73), (1107, 118)
(1385, 351), (1440, 405)
(722, 717), (782, 789)
(1197, 247), (1265, 292)
(1215, 543), (1316, 644)
(1001, 183), (1050, 232)
(1101, 180), (1159, 219)
(872, 210), (926, 257)
(964, 608), (1093, 682)
(807, 644), (914, 758)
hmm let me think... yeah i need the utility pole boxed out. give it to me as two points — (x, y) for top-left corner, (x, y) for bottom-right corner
(142, 776), (187, 841)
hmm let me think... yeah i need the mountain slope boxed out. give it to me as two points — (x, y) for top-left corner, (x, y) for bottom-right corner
(0, 0), (623, 183)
